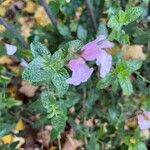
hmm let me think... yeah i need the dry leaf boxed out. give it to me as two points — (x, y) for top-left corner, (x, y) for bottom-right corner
(7, 65), (20, 76)
(1, 134), (13, 144)
(18, 17), (34, 39)
(37, 128), (50, 149)
(0, 6), (6, 16)
(0, 56), (13, 64)
(1, 0), (12, 6)
(84, 117), (94, 128)
(63, 129), (83, 150)
(24, 1), (37, 13)
(12, 136), (25, 149)
(0, 25), (6, 32)
(122, 45), (146, 60)
(19, 81), (38, 97)
(48, 146), (58, 150)
(15, 119), (25, 131)
(34, 6), (51, 26)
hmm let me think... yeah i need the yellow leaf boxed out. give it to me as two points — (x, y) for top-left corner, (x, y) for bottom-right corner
(49, 147), (57, 150)
(1, 0), (12, 6)
(0, 25), (5, 32)
(0, 56), (12, 65)
(24, 1), (37, 13)
(122, 45), (146, 60)
(0, 6), (6, 16)
(7, 66), (21, 76)
(15, 119), (25, 131)
(12, 136), (25, 149)
(1, 134), (13, 144)
(18, 17), (34, 39)
(34, 6), (51, 26)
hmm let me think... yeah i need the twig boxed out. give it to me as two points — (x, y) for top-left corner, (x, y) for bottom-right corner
(135, 72), (150, 84)
(58, 135), (61, 150)
(84, 0), (97, 32)
(119, 0), (126, 10)
(0, 17), (28, 48)
(39, 0), (58, 29)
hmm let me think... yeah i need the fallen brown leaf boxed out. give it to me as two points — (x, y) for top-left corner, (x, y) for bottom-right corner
(18, 17), (35, 39)
(0, 56), (13, 64)
(122, 45), (146, 60)
(63, 129), (83, 150)
(19, 81), (38, 98)
(37, 127), (51, 149)
(84, 117), (94, 128)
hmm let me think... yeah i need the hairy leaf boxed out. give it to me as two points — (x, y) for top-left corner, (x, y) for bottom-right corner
(22, 57), (52, 85)
(51, 68), (69, 96)
(30, 41), (51, 58)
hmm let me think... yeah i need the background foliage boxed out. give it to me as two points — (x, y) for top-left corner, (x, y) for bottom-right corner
(0, 0), (150, 149)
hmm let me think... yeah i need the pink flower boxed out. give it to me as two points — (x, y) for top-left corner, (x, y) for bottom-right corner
(66, 58), (93, 86)
(20, 59), (28, 67)
(96, 50), (112, 78)
(81, 35), (113, 78)
(137, 111), (150, 130)
(5, 44), (17, 55)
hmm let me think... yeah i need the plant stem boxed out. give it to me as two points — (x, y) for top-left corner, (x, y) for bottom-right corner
(58, 135), (61, 150)
(39, 0), (58, 29)
(119, 0), (126, 10)
(135, 72), (150, 84)
(0, 17), (28, 48)
(84, 0), (97, 32)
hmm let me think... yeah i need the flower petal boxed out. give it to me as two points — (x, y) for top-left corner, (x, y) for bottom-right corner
(5, 44), (17, 55)
(137, 114), (150, 130)
(20, 59), (28, 67)
(66, 58), (93, 86)
(96, 50), (112, 78)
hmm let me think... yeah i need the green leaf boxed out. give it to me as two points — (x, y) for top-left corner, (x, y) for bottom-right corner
(41, 91), (56, 110)
(40, 91), (67, 138)
(49, 49), (65, 70)
(136, 142), (147, 150)
(118, 76), (133, 96)
(96, 23), (108, 36)
(57, 23), (71, 36)
(51, 68), (69, 96)
(50, 128), (59, 141)
(123, 7), (143, 25)
(126, 59), (142, 73)
(5, 97), (22, 108)
(107, 12), (123, 30)
(107, 7), (143, 29)
(115, 61), (129, 77)
(109, 29), (129, 44)
(48, 1), (59, 16)
(0, 123), (14, 137)
(58, 40), (83, 62)
(77, 25), (87, 41)
(96, 73), (116, 89)
(59, 40), (83, 58)
(30, 41), (51, 58)
(22, 57), (52, 85)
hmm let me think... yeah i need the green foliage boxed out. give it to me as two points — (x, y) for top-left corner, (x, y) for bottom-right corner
(30, 41), (51, 58)
(108, 7), (143, 44)
(0, 0), (149, 149)
(22, 57), (52, 85)
(97, 55), (142, 96)
(77, 25), (87, 41)
(51, 68), (69, 96)
(41, 91), (67, 139)
(57, 23), (71, 36)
